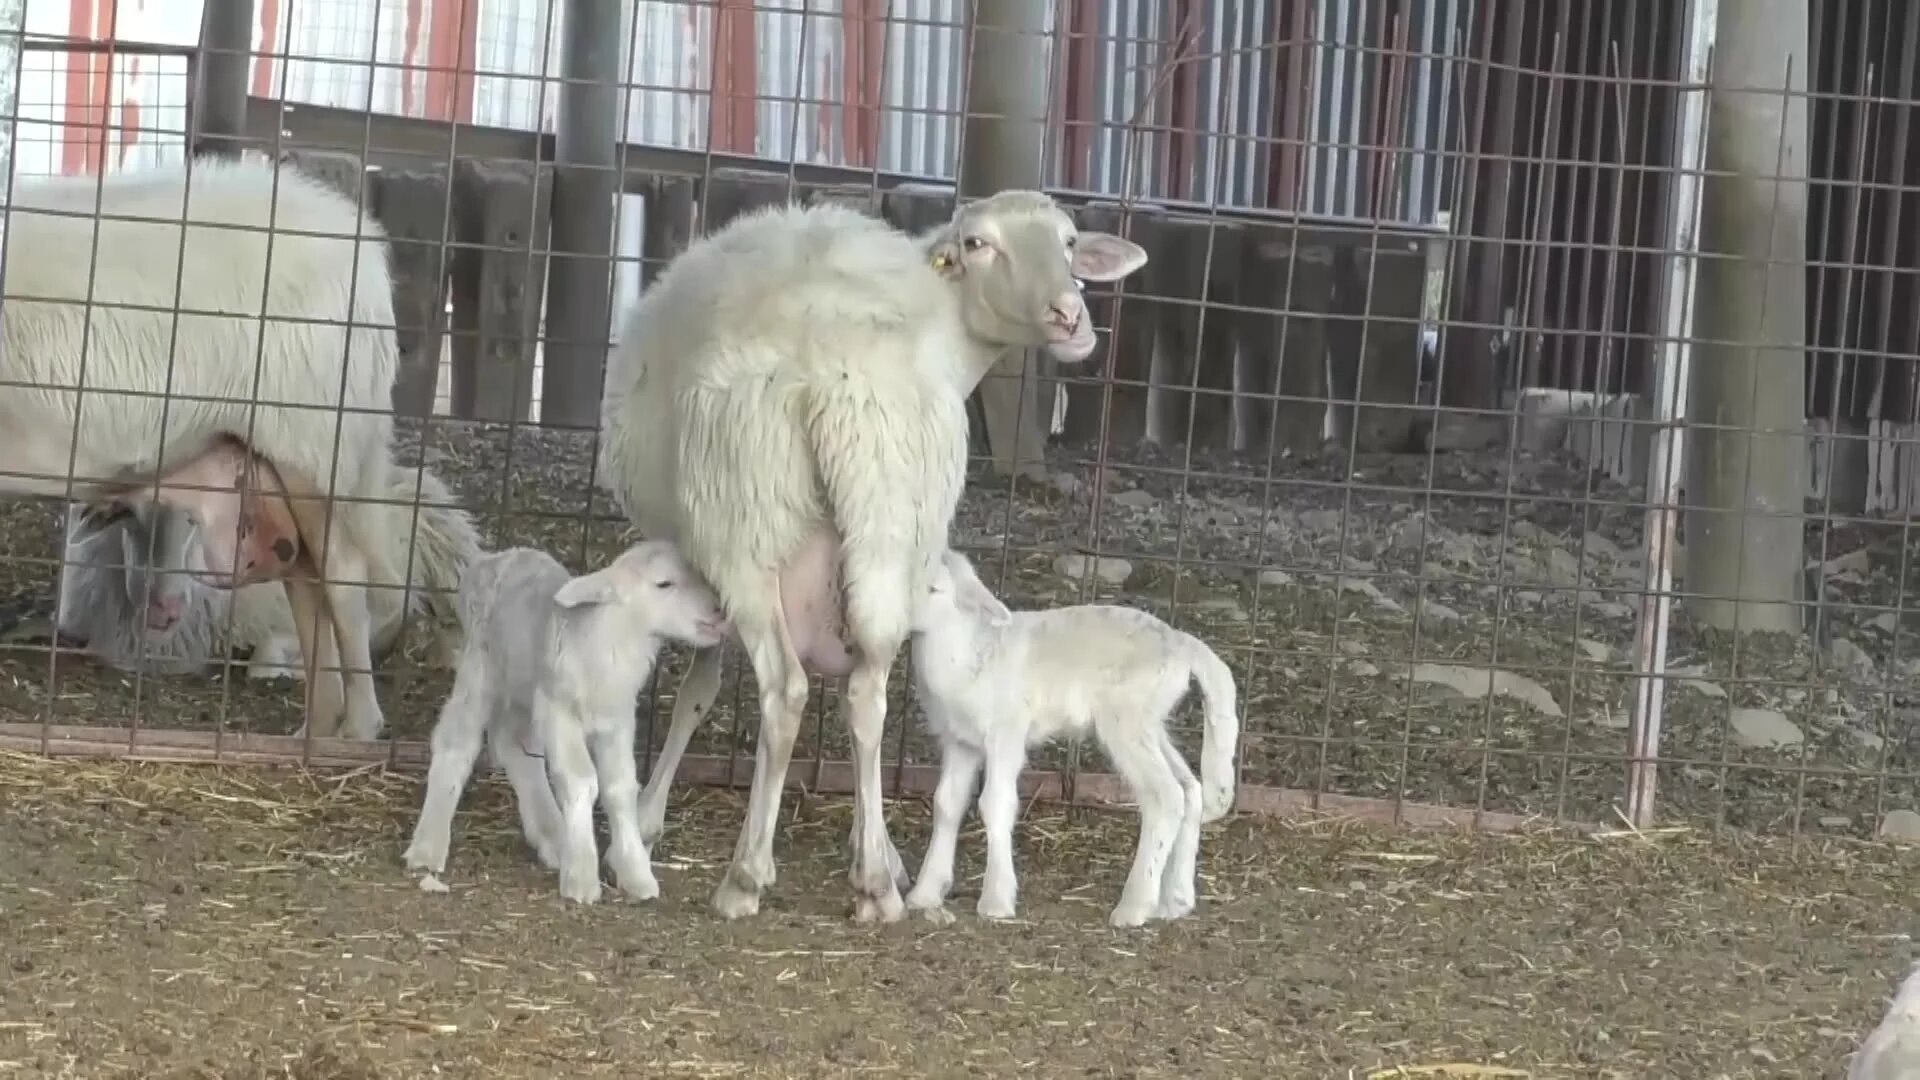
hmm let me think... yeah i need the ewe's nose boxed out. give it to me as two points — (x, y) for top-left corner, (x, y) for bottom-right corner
(145, 591), (183, 632)
(1046, 289), (1086, 337)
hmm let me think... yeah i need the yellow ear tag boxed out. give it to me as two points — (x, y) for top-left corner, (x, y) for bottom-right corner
(932, 252), (951, 270)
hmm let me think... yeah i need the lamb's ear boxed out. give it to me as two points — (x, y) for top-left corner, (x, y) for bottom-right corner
(553, 568), (622, 610)
(953, 568), (1012, 627)
(1070, 231), (1148, 282)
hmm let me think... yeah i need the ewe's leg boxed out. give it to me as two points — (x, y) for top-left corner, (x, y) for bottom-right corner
(713, 602), (809, 920)
(318, 549), (384, 740)
(283, 576), (347, 738)
(635, 644), (723, 846)
(1153, 730), (1205, 921)
(1101, 719), (1186, 928)
(402, 656), (493, 875)
(845, 654), (907, 924)
(587, 715), (659, 902)
(490, 709), (565, 870)
(903, 739), (982, 925)
(540, 702), (603, 905)
(975, 740), (1026, 921)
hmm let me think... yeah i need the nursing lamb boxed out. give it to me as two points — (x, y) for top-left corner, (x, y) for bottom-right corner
(55, 460), (480, 681)
(903, 548), (1239, 928)
(401, 543), (730, 904)
(0, 157), (405, 739)
(599, 191), (1147, 921)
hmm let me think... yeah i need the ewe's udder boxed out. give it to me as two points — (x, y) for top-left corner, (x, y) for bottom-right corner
(778, 528), (855, 678)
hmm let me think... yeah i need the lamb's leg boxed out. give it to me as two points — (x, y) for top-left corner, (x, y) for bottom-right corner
(1153, 730), (1204, 921)
(282, 574), (348, 737)
(712, 597), (810, 920)
(489, 709), (564, 870)
(245, 633), (306, 683)
(844, 651), (908, 925)
(635, 644), (723, 846)
(1101, 720), (1186, 929)
(587, 714), (659, 902)
(402, 657), (493, 876)
(540, 700), (603, 905)
(975, 738), (1026, 921)
(903, 739), (982, 925)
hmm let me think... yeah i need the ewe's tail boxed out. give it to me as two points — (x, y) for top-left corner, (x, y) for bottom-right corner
(1179, 631), (1240, 822)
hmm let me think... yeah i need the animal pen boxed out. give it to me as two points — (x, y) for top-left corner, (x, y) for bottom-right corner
(0, 0), (1917, 850)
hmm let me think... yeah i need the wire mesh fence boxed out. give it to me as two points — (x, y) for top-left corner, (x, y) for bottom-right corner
(0, 0), (1915, 846)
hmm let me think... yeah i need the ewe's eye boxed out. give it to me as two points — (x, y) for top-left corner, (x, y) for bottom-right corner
(655, 579), (672, 590)
(1065, 235), (1078, 249)
(962, 236), (986, 252)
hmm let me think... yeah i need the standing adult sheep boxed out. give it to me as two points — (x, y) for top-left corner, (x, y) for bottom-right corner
(599, 190), (1147, 921)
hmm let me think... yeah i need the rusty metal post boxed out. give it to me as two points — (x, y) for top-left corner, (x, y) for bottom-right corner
(196, 0), (255, 158)
(538, 0), (625, 429)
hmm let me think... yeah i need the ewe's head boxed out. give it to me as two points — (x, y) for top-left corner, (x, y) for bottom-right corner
(912, 549), (1013, 635)
(553, 539), (732, 648)
(928, 190), (1148, 364)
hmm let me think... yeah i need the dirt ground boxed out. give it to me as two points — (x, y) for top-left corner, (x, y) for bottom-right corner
(0, 751), (1914, 1079)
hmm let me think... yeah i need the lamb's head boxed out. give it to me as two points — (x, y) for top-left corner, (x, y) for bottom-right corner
(912, 549), (1013, 635)
(552, 539), (732, 648)
(928, 190), (1148, 364)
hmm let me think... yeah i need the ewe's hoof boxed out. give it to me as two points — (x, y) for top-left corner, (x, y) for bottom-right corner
(851, 887), (906, 926)
(976, 896), (1017, 922)
(712, 877), (762, 920)
(401, 839), (446, 876)
(1107, 904), (1154, 929)
(559, 863), (603, 905)
(1153, 895), (1195, 921)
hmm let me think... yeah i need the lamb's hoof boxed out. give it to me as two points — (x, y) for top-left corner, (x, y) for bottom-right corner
(559, 862), (603, 905)
(976, 895), (1017, 922)
(1107, 903), (1154, 929)
(608, 851), (660, 902)
(530, 839), (562, 872)
(852, 888), (906, 926)
(401, 839), (446, 876)
(1153, 894), (1196, 921)
(711, 871), (762, 920)
(905, 897), (956, 927)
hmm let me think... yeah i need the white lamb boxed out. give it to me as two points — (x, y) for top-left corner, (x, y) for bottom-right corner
(402, 542), (730, 905)
(902, 548), (1239, 929)
(54, 461), (480, 680)
(598, 190), (1148, 922)
(1850, 962), (1920, 1079)
(0, 156), (406, 739)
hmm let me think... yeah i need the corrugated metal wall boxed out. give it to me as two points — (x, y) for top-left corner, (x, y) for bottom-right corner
(15, 0), (1468, 226)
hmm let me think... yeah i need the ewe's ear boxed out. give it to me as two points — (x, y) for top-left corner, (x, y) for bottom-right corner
(1071, 231), (1148, 282)
(926, 230), (965, 279)
(553, 568), (622, 610)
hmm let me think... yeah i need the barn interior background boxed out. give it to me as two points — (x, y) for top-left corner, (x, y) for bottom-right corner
(0, 0), (1914, 841)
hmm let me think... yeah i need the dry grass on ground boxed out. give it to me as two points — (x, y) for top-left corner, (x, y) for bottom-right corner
(0, 751), (1914, 1079)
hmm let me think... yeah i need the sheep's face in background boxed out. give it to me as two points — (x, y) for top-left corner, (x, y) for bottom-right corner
(112, 503), (204, 633)
(931, 190), (1148, 364)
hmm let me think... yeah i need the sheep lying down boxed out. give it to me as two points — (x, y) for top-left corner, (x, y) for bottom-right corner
(403, 542), (730, 904)
(903, 548), (1241, 928)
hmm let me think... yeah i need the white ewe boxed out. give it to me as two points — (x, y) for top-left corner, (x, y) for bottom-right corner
(1850, 962), (1920, 1079)
(56, 461), (480, 681)
(0, 156), (405, 739)
(401, 542), (730, 905)
(599, 190), (1148, 921)
(901, 548), (1239, 928)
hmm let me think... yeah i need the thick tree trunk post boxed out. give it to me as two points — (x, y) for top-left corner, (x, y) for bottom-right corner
(196, 0), (255, 159)
(538, 0), (625, 429)
(1686, 0), (1809, 634)
(961, 0), (1052, 479)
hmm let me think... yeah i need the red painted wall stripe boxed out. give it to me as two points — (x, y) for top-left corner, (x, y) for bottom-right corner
(63, 0), (95, 174)
(1060, 0), (1097, 190)
(424, 0), (478, 123)
(252, 0), (280, 96)
(838, 0), (884, 167)
(710, 0), (758, 154)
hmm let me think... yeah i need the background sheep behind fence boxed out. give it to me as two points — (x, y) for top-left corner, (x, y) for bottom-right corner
(0, 0), (1912, 847)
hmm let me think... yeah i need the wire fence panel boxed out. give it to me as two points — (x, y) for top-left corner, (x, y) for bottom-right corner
(0, 0), (1915, 851)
